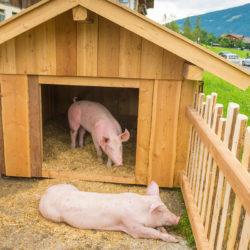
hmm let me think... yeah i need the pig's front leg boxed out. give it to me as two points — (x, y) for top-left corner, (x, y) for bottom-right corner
(156, 226), (167, 233)
(92, 135), (103, 164)
(107, 158), (113, 167)
(78, 127), (86, 148)
(125, 224), (178, 243)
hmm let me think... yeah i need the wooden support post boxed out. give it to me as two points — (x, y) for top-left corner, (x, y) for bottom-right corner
(28, 76), (42, 177)
(0, 82), (5, 175)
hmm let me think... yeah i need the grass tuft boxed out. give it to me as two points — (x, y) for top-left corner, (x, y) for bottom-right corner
(166, 189), (196, 249)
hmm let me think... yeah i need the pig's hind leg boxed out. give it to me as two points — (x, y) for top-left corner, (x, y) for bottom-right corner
(70, 125), (80, 149)
(78, 127), (86, 148)
(125, 224), (178, 243)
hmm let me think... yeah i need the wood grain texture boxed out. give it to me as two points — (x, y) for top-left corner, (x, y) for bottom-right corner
(0, 83), (5, 175)
(0, 39), (16, 74)
(28, 76), (42, 177)
(227, 127), (250, 249)
(186, 105), (250, 215)
(34, 19), (56, 75)
(77, 11), (98, 76)
(42, 169), (136, 184)
(98, 17), (120, 77)
(135, 80), (154, 184)
(179, 171), (212, 250)
(183, 63), (203, 81)
(161, 49), (184, 80)
(77, 0), (249, 89)
(140, 39), (163, 79)
(0, 75), (31, 177)
(174, 80), (196, 186)
(56, 10), (77, 76)
(148, 80), (181, 187)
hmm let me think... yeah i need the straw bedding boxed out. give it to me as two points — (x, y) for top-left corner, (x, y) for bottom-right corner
(42, 117), (136, 177)
(0, 176), (191, 249)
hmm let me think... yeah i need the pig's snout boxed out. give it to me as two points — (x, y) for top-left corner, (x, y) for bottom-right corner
(166, 214), (180, 226)
(115, 161), (123, 167)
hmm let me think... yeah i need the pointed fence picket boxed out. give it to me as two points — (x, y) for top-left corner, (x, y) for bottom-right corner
(180, 92), (250, 250)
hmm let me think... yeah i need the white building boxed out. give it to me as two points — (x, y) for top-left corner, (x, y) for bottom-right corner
(117, 0), (137, 11)
(0, 2), (21, 22)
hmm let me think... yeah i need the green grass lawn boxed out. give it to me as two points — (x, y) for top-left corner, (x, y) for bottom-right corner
(203, 71), (250, 126)
(203, 45), (249, 58)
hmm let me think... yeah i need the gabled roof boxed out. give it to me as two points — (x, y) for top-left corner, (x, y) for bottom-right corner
(0, 0), (249, 90)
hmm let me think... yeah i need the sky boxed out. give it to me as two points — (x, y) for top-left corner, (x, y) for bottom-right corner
(147, 0), (250, 24)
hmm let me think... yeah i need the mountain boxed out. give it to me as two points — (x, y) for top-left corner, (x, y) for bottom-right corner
(175, 4), (250, 37)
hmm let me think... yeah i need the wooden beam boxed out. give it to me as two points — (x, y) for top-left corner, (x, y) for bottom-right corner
(78, 0), (250, 90)
(42, 169), (136, 184)
(38, 75), (140, 88)
(179, 171), (212, 250)
(185, 105), (250, 215)
(183, 63), (203, 81)
(72, 6), (88, 21)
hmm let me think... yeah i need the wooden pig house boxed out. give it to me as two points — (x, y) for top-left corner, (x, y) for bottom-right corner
(0, 0), (249, 187)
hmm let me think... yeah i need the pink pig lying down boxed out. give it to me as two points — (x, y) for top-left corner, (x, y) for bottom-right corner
(39, 181), (180, 243)
(68, 100), (130, 167)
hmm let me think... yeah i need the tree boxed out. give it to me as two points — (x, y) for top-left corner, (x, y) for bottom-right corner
(219, 37), (231, 48)
(183, 17), (193, 40)
(205, 33), (218, 45)
(234, 39), (245, 50)
(163, 14), (180, 33)
(193, 16), (202, 43)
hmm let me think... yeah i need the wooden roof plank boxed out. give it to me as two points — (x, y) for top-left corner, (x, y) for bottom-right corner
(0, 0), (78, 45)
(78, 0), (249, 90)
(0, 0), (249, 90)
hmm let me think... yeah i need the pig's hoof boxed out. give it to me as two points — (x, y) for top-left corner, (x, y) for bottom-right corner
(169, 235), (179, 243)
(98, 158), (103, 164)
(163, 234), (179, 243)
(71, 145), (76, 149)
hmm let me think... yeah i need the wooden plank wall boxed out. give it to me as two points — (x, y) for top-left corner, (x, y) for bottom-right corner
(174, 80), (196, 186)
(0, 83), (5, 175)
(0, 10), (184, 80)
(28, 76), (42, 177)
(0, 10), (185, 186)
(148, 80), (182, 187)
(41, 85), (139, 130)
(0, 75), (31, 177)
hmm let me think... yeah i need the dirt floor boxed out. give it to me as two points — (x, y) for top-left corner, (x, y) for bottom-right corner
(0, 176), (191, 250)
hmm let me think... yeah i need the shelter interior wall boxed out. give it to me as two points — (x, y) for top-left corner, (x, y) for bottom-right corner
(0, 10), (184, 80)
(41, 85), (139, 130)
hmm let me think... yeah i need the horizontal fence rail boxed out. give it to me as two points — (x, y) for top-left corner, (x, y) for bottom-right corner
(179, 92), (250, 250)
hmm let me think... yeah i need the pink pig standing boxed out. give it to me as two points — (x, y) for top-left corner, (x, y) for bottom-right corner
(39, 181), (180, 242)
(68, 99), (130, 167)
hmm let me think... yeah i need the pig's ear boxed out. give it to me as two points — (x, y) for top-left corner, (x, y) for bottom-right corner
(149, 203), (165, 214)
(146, 181), (159, 196)
(100, 136), (109, 148)
(120, 129), (130, 142)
